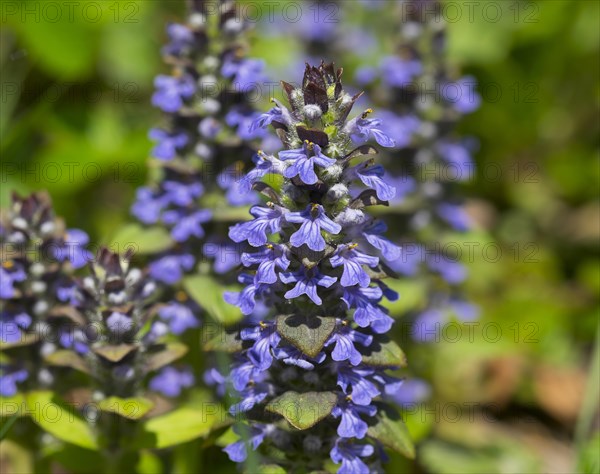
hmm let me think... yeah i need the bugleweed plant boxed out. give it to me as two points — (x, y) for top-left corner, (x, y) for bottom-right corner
(207, 62), (415, 473)
(0, 2), (484, 473)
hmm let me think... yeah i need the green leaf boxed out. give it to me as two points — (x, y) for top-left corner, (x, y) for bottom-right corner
(45, 350), (90, 374)
(367, 404), (415, 459)
(265, 391), (337, 430)
(98, 396), (154, 420)
(360, 336), (407, 367)
(134, 394), (227, 449)
(25, 391), (98, 450)
(145, 343), (188, 372)
(276, 314), (337, 358)
(203, 330), (245, 353)
(110, 223), (173, 255)
(183, 275), (242, 325)
(92, 344), (137, 363)
(258, 465), (287, 474)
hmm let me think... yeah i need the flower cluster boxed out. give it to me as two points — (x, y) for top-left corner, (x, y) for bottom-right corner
(52, 247), (191, 399)
(353, 0), (482, 340)
(0, 192), (90, 396)
(207, 62), (414, 473)
(132, 0), (273, 287)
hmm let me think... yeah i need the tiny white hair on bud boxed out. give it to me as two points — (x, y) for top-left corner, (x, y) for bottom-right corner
(323, 163), (344, 181)
(126, 267), (142, 285)
(92, 390), (105, 401)
(423, 181), (442, 198)
(202, 98), (221, 114)
(38, 368), (54, 386)
(33, 300), (49, 316)
(188, 13), (206, 28)
(31, 281), (47, 294)
(202, 56), (219, 70)
(11, 217), (27, 230)
(326, 183), (349, 201)
(411, 210), (431, 230)
(403, 22), (422, 40)
(40, 221), (56, 236)
(30, 262), (45, 277)
(195, 143), (213, 160)
(40, 342), (57, 357)
(340, 92), (353, 106)
(107, 290), (128, 306)
(83, 276), (95, 291)
(418, 121), (437, 140)
(223, 18), (243, 35)
(303, 104), (322, 120)
(335, 208), (367, 227)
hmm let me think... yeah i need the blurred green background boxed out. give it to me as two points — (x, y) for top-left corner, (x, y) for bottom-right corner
(1, 0), (598, 473)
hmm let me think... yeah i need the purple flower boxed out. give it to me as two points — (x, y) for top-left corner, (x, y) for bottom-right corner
(148, 128), (188, 160)
(330, 439), (374, 474)
(221, 56), (266, 88)
(273, 345), (326, 370)
(229, 382), (270, 415)
(241, 322), (281, 370)
(0, 366), (28, 397)
(345, 113), (396, 148)
(226, 109), (266, 141)
(286, 204), (341, 252)
(204, 368), (227, 398)
(330, 244), (379, 288)
(249, 100), (292, 133)
(437, 203), (471, 231)
(442, 76), (481, 114)
(149, 366), (194, 397)
(354, 66), (378, 86)
(347, 162), (396, 202)
(224, 424), (269, 462)
(162, 23), (194, 57)
(280, 142), (336, 185)
(361, 221), (401, 262)
(241, 244), (290, 285)
(342, 286), (394, 334)
(149, 254), (195, 284)
(131, 187), (165, 224)
(152, 74), (196, 113)
(437, 141), (475, 180)
(162, 209), (212, 242)
(390, 379), (431, 406)
(0, 310), (31, 343)
(239, 151), (285, 194)
(158, 301), (199, 335)
(426, 254), (467, 284)
(162, 181), (204, 207)
(229, 204), (285, 247)
(106, 312), (133, 334)
(198, 117), (222, 139)
(59, 328), (89, 354)
(325, 323), (373, 366)
(217, 166), (260, 206)
(332, 400), (377, 439)
(202, 242), (242, 275)
(381, 56), (422, 87)
(224, 274), (266, 316)
(337, 366), (380, 406)
(376, 111), (420, 149)
(53, 229), (92, 270)
(280, 268), (337, 305)
(412, 308), (444, 342)
(0, 263), (26, 299)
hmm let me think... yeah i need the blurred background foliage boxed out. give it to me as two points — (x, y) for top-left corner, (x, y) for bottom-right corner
(1, 0), (598, 473)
